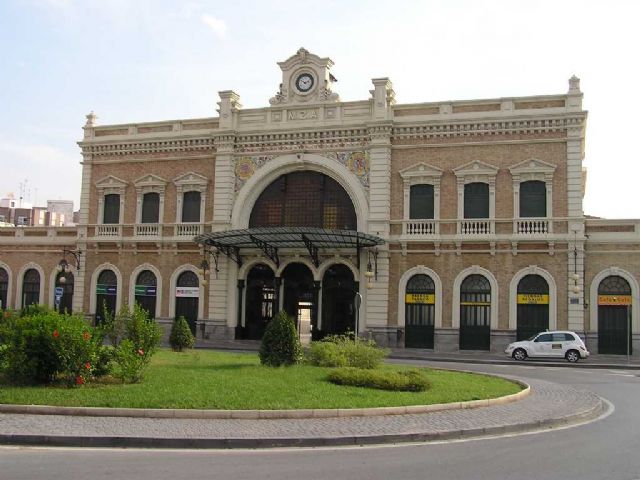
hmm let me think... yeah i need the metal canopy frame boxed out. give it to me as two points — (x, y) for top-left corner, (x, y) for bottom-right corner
(194, 227), (384, 269)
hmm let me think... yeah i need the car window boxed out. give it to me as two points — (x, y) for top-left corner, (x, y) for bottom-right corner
(564, 333), (577, 342)
(552, 333), (567, 342)
(535, 333), (553, 342)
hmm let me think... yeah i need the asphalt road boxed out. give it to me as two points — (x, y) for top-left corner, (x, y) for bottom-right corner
(1, 361), (638, 480)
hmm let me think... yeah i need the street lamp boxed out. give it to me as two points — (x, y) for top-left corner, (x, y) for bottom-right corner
(199, 247), (220, 286)
(365, 248), (378, 289)
(56, 249), (82, 284)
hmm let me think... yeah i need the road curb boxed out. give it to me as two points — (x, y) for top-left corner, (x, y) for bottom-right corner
(0, 380), (530, 419)
(0, 394), (606, 449)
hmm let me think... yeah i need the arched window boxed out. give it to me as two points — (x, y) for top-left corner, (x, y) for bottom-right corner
(175, 270), (199, 335)
(459, 274), (491, 350)
(0, 268), (8, 310)
(464, 183), (489, 218)
(103, 194), (120, 224)
(22, 268), (41, 308)
(249, 172), (356, 230)
(141, 192), (160, 223)
(135, 270), (158, 319)
(96, 269), (118, 325)
(409, 184), (434, 219)
(519, 181), (547, 218)
(182, 191), (201, 223)
(405, 274), (435, 348)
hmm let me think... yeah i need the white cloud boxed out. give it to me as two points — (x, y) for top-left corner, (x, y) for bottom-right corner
(201, 14), (227, 38)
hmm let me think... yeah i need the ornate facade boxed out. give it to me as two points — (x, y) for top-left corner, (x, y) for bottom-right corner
(1, 48), (638, 356)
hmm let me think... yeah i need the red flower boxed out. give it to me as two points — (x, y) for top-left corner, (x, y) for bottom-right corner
(137, 349), (144, 356)
(82, 331), (90, 341)
(53, 330), (59, 338)
(85, 363), (91, 370)
(2, 311), (10, 319)
(75, 376), (84, 385)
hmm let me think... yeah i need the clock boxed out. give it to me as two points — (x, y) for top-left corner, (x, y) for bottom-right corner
(295, 73), (315, 93)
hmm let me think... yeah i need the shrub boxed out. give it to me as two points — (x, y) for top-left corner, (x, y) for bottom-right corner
(99, 303), (128, 347)
(0, 310), (97, 385)
(306, 334), (389, 369)
(259, 311), (302, 367)
(110, 304), (162, 383)
(327, 367), (430, 392)
(92, 345), (116, 378)
(169, 316), (195, 352)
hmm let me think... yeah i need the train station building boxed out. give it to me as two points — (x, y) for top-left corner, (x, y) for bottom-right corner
(1, 48), (638, 356)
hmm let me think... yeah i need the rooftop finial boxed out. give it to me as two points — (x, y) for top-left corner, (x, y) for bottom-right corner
(85, 111), (97, 127)
(568, 75), (581, 94)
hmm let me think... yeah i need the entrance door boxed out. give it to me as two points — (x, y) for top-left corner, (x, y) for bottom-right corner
(55, 271), (74, 314)
(95, 270), (117, 325)
(244, 264), (276, 340)
(134, 270), (157, 320)
(459, 274), (491, 350)
(175, 271), (199, 335)
(282, 263), (315, 334)
(321, 264), (356, 338)
(516, 274), (549, 340)
(405, 274), (435, 348)
(598, 275), (632, 355)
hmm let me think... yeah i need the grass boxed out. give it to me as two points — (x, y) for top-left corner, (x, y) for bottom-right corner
(0, 349), (522, 410)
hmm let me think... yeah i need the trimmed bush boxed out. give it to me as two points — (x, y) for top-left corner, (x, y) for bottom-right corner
(98, 303), (128, 347)
(306, 334), (389, 369)
(259, 311), (302, 367)
(0, 310), (96, 385)
(327, 367), (430, 392)
(169, 316), (195, 352)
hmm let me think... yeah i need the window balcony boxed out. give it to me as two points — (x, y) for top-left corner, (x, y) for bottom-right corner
(96, 225), (121, 237)
(403, 219), (438, 237)
(135, 224), (161, 237)
(515, 218), (551, 235)
(458, 219), (493, 235)
(175, 223), (204, 237)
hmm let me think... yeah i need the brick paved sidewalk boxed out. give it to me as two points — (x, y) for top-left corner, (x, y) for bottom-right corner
(0, 376), (605, 449)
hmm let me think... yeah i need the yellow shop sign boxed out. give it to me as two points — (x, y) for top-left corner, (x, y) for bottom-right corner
(517, 294), (549, 305)
(598, 295), (632, 306)
(405, 293), (435, 304)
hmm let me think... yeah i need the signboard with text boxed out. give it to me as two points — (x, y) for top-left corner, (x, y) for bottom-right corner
(598, 295), (631, 306)
(405, 293), (435, 304)
(175, 287), (199, 298)
(517, 294), (549, 305)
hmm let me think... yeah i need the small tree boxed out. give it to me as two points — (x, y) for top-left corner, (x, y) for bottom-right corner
(259, 311), (302, 367)
(169, 316), (195, 352)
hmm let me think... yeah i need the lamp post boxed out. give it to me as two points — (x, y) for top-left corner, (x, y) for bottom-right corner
(365, 248), (378, 289)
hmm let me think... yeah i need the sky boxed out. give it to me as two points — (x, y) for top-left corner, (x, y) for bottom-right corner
(0, 0), (639, 218)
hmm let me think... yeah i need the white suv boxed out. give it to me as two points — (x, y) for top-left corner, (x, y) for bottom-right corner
(505, 331), (590, 363)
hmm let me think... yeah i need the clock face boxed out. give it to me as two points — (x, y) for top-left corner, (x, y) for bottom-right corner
(295, 73), (314, 93)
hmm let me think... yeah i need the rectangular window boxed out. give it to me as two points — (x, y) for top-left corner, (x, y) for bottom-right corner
(141, 192), (160, 223)
(519, 181), (547, 217)
(181, 191), (201, 222)
(103, 194), (120, 224)
(464, 183), (489, 218)
(409, 184), (434, 219)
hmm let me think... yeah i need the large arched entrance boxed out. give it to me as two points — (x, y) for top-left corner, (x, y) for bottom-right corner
(516, 274), (549, 340)
(598, 275), (632, 355)
(135, 270), (157, 319)
(405, 274), (435, 348)
(244, 264), (276, 340)
(321, 264), (357, 338)
(282, 263), (316, 339)
(175, 270), (199, 335)
(95, 270), (117, 325)
(459, 274), (491, 350)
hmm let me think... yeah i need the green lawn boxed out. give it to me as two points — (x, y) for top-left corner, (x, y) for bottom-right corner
(0, 349), (522, 410)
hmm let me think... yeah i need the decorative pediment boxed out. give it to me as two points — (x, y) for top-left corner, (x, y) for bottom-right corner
(95, 175), (127, 194)
(399, 163), (443, 185)
(269, 47), (340, 106)
(173, 172), (208, 193)
(453, 160), (499, 182)
(509, 158), (556, 182)
(134, 174), (167, 194)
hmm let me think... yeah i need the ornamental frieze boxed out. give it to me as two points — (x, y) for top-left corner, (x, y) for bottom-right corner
(234, 151), (370, 192)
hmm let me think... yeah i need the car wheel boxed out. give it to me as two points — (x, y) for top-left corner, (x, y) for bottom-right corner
(512, 348), (527, 361)
(565, 349), (580, 363)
